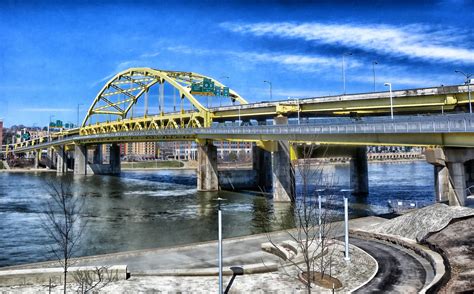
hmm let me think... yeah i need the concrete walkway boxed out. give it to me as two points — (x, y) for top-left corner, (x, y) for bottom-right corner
(2, 216), (386, 274)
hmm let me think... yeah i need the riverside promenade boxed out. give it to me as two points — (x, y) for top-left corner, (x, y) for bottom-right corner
(2, 216), (386, 274)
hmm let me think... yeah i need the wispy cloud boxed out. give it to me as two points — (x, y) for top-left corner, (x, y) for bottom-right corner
(166, 46), (360, 73)
(220, 22), (474, 64)
(22, 108), (75, 112)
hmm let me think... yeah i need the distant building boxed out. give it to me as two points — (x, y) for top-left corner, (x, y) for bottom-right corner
(0, 119), (3, 148)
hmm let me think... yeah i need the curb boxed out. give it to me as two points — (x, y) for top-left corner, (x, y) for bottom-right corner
(350, 230), (447, 294)
(134, 262), (279, 277)
(348, 244), (379, 293)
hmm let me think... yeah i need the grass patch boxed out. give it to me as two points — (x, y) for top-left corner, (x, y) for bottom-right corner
(121, 160), (184, 169)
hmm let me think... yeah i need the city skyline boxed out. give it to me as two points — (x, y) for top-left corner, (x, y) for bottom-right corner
(1, 0), (473, 127)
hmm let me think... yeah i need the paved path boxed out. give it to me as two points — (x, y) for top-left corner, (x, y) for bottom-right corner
(352, 238), (430, 293)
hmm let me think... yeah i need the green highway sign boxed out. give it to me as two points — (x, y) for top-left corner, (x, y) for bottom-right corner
(222, 87), (230, 97)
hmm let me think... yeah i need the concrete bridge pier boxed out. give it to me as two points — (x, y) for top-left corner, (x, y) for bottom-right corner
(93, 145), (103, 164)
(109, 144), (121, 175)
(350, 146), (369, 196)
(425, 147), (474, 206)
(55, 146), (67, 174)
(252, 145), (272, 192)
(272, 116), (295, 202)
(197, 141), (218, 191)
(34, 150), (40, 169)
(74, 144), (88, 175)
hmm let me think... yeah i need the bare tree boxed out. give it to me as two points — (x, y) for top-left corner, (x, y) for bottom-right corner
(263, 144), (341, 293)
(41, 179), (86, 294)
(73, 266), (116, 293)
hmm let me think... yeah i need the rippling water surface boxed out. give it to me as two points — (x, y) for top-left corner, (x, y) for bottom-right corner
(0, 161), (434, 267)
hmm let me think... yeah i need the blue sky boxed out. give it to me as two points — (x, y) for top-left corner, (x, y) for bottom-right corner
(0, 0), (473, 127)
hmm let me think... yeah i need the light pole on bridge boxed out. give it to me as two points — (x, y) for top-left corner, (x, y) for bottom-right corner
(48, 115), (55, 141)
(263, 80), (272, 101)
(384, 82), (394, 120)
(372, 61), (378, 92)
(342, 52), (352, 95)
(455, 70), (473, 114)
(77, 103), (84, 127)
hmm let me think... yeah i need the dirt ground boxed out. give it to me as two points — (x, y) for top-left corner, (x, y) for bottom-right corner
(424, 216), (474, 293)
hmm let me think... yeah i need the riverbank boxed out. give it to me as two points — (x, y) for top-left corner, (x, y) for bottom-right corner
(0, 216), (384, 292)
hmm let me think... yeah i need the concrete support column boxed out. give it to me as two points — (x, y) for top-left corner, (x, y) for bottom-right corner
(47, 148), (55, 169)
(425, 147), (471, 206)
(197, 141), (218, 191)
(272, 116), (295, 202)
(93, 145), (103, 164)
(74, 144), (87, 175)
(34, 150), (40, 169)
(56, 146), (67, 174)
(350, 146), (369, 196)
(433, 166), (453, 203)
(252, 145), (272, 191)
(109, 143), (121, 175)
(447, 162), (466, 206)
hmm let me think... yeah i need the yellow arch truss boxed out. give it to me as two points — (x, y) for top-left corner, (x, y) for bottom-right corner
(83, 67), (248, 128)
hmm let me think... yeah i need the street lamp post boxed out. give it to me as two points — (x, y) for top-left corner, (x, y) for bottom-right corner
(372, 61), (378, 92)
(289, 97), (301, 125)
(77, 103), (84, 127)
(263, 80), (272, 101)
(455, 70), (473, 114)
(342, 52), (352, 95)
(215, 198), (226, 293)
(344, 195), (350, 261)
(384, 83), (394, 119)
(48, 115), (55, 141)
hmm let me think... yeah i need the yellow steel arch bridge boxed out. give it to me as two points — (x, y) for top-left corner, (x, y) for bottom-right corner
(3, 67), (474, 153)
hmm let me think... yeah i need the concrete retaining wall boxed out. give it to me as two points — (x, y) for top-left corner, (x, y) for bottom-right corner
(0, 265), (128, 286)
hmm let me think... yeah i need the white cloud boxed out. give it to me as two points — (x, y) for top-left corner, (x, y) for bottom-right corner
(220, 22), (474, 64)
(165, 45), (360, 73)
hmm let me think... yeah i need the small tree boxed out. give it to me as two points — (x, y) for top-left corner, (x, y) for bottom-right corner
(41, 179), (86, 294)
(265, 144), (340, 293)
(73, 266), (115, 293)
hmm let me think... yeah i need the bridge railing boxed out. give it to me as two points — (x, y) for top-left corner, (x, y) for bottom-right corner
(4, 113), (474, 153)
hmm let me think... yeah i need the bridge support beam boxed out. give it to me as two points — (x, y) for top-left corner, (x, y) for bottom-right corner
(350, 146), (369, 196)
(74, 145), (88, 175)
(55, 146), (67, 174)
(425, 147), (473, 206)
(272, 116), (295, 202)
(197, 141), (218, 191)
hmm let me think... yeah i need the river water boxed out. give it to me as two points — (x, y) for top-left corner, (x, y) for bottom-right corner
(0, 161), (434, 267)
